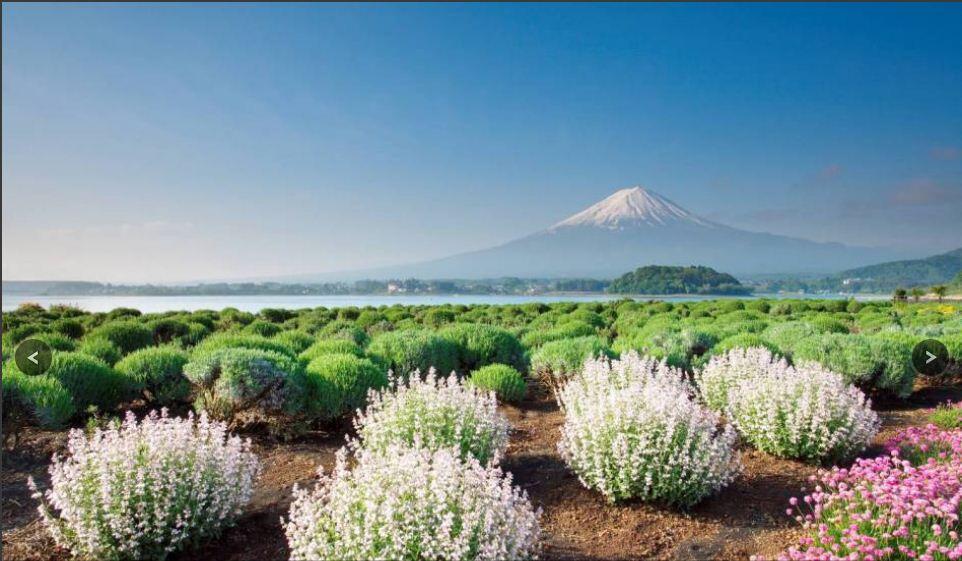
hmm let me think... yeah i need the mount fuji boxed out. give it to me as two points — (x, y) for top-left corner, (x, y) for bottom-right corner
(318, 187), (907, 280)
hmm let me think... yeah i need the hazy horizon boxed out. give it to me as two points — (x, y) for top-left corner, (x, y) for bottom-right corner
(4, 4), (961, 283)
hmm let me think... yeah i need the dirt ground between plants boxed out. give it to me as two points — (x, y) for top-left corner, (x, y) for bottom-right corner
(3, 383), (959, 561)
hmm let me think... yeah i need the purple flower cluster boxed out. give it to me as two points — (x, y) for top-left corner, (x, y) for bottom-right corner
(765, 427), (962, 561)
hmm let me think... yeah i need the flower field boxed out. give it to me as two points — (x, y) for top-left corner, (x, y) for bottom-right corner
(2, 298), (961, 561)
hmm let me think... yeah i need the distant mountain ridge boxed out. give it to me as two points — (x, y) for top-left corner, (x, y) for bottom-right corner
(317, 186), (908, 280)
(835, 247), (962, 290)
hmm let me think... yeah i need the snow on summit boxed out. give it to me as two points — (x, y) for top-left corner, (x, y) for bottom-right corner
(550, 186), (715, 230)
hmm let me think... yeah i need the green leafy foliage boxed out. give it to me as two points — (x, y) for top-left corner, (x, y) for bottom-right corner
(468, 364), (527, 403)
(367, 330), (459, 377)
(115, 346), (191, 405)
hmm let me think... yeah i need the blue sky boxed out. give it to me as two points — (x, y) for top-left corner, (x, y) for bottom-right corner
(3, 3), (961, 282)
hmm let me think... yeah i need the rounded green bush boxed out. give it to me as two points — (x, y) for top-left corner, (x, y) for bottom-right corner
(711, 333), (778, 356)
(272, 330), (315, 354)
(244, 320), (282, 338)
(304, 353), (387, 417)
(6, 324), (42, 345)
(115, 346), (190, 405)
(468, 364), (527, 403)
(762, 322), (817, 359)
(438, 323), (527, 373)
(77, 338), (123, 367)
(299, 339), (364, 362)
(792, 333), (915, 397)
(531, 336), (614, 394)
(422, 308), (456, 328)
(521, 321), (597, 348)
(147, 318), (191, 344)
(87, 321), (154, 355)
(31, 332), (77, 352)
(367, 330), (458, 377)
(809, 315), (851, 334)
(319, 320), (369, 346)
(184, 347), (305, 421)
(50, 318), (85, 339)
(192, 333), (297, 358)
(2, 364), (75, 429)
(45, 352), (134, 411)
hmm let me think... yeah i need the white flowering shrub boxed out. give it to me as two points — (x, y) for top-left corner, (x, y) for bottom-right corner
(285, 445), (541, 561)
(354, 370), (509, 465)
(29, 410), (260, 561)
(558, 352), (740, 507)
(695, 347), (792, 412)
(726, 361), (880, 462)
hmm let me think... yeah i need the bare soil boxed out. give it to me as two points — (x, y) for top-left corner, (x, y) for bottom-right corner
(3, 383), (958, 561)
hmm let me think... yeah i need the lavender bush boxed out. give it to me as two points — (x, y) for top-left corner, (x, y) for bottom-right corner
(558, 352), (740, 507)
(30, 410), (259, 561)
(726, 361), (879, 462)
(353, 370), (509, 465)
(284, 444), (541, 561)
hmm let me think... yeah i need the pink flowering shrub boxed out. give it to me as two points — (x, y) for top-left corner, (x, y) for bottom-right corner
(885, 424), (962, 465)
(770, 447), (962, 561)
(29, 410), (259, 561)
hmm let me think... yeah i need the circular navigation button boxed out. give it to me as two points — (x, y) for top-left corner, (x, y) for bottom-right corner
(14, 339), (53, 376)
(911, 339), (949, 377)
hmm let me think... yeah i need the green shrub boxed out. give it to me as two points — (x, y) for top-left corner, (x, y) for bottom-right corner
(762, 322), (817, 359)
(355, 310), (387, 330)
(304, 353), (387, 417)
(244, 320), (282, 338)
(531, 336), (614, 394)
(106, 307), (142, 320)
(367, 330), (458, 377)
(422, 308), (456, 328)
(2, 364), (75, 429)
(181, 322), (211, 346)
(468, 364), (527, 403)
(50, 318), (85, 339)
(192, 333), (297, 358)
(438, 323), (527, 373)
(31, 332), (77, 352)
(184, 347), (305, 421)
(115, 346), (190, 405)
(87, 321), (154, 355)
(261, 308), (296, 323)
(809, 315), (851, 334)
(928, 402), (962, 429)
(45, 352), (133, 411)
(77, 338), (123, 367)
(147, 318), (190, 344)
(319, 320), (369, 347)
(6, 323), (41, 345)
(272, 330), (315, 354)
(792, 333), (915, 397)
(521, 321), (597, 348)
(711, 333), (778, 356)
(299, 338), (364, 362)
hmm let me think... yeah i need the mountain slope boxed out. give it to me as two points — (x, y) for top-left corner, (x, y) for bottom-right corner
(308, 186), (909, 280)
(834, 247), (962, 290)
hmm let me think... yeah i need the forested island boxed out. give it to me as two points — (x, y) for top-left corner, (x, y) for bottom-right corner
(607, 266), (751, 295)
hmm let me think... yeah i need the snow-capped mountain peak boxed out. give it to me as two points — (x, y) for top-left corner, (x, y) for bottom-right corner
(550, 186), (715, 230)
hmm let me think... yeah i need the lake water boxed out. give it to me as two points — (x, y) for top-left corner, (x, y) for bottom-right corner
(0, 292), (885, 313)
